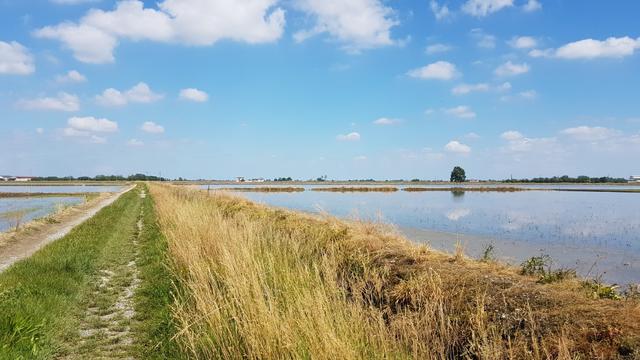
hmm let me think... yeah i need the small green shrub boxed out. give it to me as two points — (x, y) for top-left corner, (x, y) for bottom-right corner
(520, 255), (575, 284)
(480, 244), (495, 262)
(583, 280), (621, 300)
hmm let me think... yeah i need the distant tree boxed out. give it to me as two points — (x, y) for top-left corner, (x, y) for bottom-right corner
(450, 166), (466, 182)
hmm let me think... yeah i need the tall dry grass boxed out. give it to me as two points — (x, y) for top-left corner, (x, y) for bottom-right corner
(149, 184), (639, 359)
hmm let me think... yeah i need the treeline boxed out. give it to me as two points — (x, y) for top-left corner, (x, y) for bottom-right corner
(33, 173), (168, 181)
(503, 175), (628, 183)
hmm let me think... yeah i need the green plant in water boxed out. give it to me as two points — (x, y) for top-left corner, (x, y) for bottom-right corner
(520, 255), (575, 284)
(480, 244), (496, 262)
(583, 280), (621, 300)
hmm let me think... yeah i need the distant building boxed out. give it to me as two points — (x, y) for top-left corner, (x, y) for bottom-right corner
(236, 177), (245, 182)
(630, 176), (640, 183)
(15, 177), (33, 182)
(0, 175), (16, 181)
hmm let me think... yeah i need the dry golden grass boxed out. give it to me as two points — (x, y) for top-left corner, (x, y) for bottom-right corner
(311, 187), (399, 192)
(149, 184), (640, 359)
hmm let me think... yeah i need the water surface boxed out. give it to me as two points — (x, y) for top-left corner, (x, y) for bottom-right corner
(0, 197), (84, 232)
(202, 186), (640, 285)
(0, 185), (123, 193)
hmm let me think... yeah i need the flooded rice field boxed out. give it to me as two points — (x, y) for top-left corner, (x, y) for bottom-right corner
(0, 185), (123, 194)
(0, 196), (84, 232)
(201, 184), (640, 285)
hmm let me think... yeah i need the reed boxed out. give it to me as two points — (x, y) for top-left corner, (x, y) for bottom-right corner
(149, 184), (640, 359)
(311, 187), (398, 192)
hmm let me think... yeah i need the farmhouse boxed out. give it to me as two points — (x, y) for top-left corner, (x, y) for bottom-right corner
(15, 177), (33, 182)
(630, 176), (640, 183)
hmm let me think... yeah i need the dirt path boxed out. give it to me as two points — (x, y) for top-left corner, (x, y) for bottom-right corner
(63, 189), (145, 359)
(0, 185), (135, 273)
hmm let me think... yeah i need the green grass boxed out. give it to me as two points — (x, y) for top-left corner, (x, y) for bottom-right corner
(131, 190), (182, 358)
(0, 185), (179, 359)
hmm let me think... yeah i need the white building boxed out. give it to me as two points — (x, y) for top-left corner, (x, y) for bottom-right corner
(630, 176), (640, 183)
(15, 177), (33, 182)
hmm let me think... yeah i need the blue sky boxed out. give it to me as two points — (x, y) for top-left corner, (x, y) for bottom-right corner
(1, 0), (639, 180)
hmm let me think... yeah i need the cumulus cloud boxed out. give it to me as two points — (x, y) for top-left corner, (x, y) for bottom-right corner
(560, 126), (621, 141)
(444, 140), (471, 154)
(462, 0), (513, 17)
(509, 36), (537, 49)
(470, 28), (496, 49)
(452, 83), (489, 95)
(68, 116), (118, 132)
(141, 121), (165, 134)
(179, 88), (209, 102)
(36, 128), (45, 134)
(445, 106), (476, 119)
(18, 92), (80, 112)
(529, 36), (640, 60)
(523, 0), (541, 12)
(34, 0), (286, 63)
(407, 61), (459, 80)
(430, 1), (451, 21)
(426, 43), (452, 55)
(50, 0), (100, 4)
(96, 82), (163, 106)
(373, 117), (401, 125)
(127, 138), (144, 146)
(500, 130), (556, 153)
(0, 41), (35, 75)
(495, 61), (530, 76)
(55, 70), (87, 83)
(337, 132), (361, 141)
(293, 0), (399, 52)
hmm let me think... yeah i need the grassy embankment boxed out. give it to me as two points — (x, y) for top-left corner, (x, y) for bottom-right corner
(150, 184), (640, 359)
(0, 185), (179, 359)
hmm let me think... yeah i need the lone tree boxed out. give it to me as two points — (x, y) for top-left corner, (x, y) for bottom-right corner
(450, 166), (466, 182)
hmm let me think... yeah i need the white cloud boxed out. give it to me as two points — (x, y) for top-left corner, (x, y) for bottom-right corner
(470, 28), (496, 49)
(519, 90), (537, 99)
(35, 0), (286, 63)
(337, 132), (361, 141)
(179, 88), (209, 102)
(373, 117), (401, 125)
(36, 128), (44, 134)
(407, 61), (459, 80)
(462, 0), (513, 17)
(55, 70), (87, 83)
(127, 138), (144, 146)
(90, 135), (107, 144)
(464, 132), (480, 139)
(426, 43), (452, 55)
(0, 41), (35, 75)
(96, 82), (162, 106)
(451, 83), (489, 95)
(354, 155), (367, 161)
(498, 82), (512, 91)
(500, 130), (556, 153)
(18, 92), (80, 112)
(495, 61), (530, 76)
(529, 37), (640, 60)
(501, 130), (524, 141)
(445, 140), (471, 154)
(523, 0), (541, 12)
(560, 126), (621, 141)
(50, 0), (100, 4)
(556, 37), (640, 59)
(293, 0), (399, 52)
(68, 116), (118, 132)
(430, 1), (451, 21)
(141, 121), (165, 134)
(509, 36), (537, 49)
(445, 106), (476, 119)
